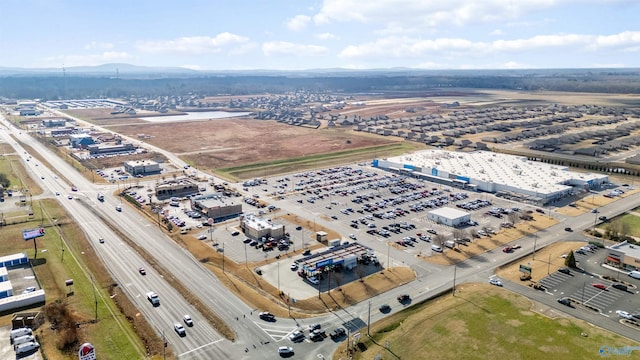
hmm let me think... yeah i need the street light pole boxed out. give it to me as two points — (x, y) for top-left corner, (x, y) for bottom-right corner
(452, 265), (457, 296)
(222, 242), (225, 273)
(532, 233), (537, 260)
(582, 282), (586, 304)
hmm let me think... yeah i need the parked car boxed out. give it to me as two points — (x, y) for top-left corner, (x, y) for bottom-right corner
(290, 263), (298, 271)
(558, 267), (571, 275)
(307, 276), (320, 285)
(612, 283), (628, 291)
(592, 283), (607, 290)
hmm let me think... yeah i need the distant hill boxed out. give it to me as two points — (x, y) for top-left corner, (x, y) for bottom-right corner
(0, 63), (200, 77)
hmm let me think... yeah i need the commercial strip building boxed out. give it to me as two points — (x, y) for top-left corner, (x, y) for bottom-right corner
(239, 214), (285, 240)
(191, 193), (242, 223)
(156, 178), (199, 200)
(604, 240), (640, 272)
(427, 207), (471, 227)
(124, 160), (161, 176)
(374, 150), (609, 205)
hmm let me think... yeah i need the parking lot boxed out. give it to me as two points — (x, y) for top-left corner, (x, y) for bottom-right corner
(538, 247), (640, 321)
(272, 164), (543, 256)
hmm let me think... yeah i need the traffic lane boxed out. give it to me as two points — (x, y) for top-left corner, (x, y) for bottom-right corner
(71, 201), (223, 353)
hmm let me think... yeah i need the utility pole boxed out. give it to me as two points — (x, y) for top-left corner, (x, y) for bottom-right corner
(367, 301), (371, 337)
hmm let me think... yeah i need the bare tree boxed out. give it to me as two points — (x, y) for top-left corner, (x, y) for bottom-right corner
(433, 234), (446, 247)
(452, 229), (464, 241)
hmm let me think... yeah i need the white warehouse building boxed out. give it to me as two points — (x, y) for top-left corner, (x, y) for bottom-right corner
(427, 207), (471, 227)
(374, 150), (609, 205)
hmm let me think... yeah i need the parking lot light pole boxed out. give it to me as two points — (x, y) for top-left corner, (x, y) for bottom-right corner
(244, 242), (248, 266)
(582, 282), (586, 304)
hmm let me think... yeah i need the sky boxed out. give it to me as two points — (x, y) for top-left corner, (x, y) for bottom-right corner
(1, 0), (639, 71)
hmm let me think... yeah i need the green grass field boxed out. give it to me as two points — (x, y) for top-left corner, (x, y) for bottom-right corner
(342, 284), (637, 360)
(215, 142), (422, 181)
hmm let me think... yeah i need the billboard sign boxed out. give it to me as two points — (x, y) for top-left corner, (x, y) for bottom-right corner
(23, 228), (45, 241)
(519, 264), (532, 274)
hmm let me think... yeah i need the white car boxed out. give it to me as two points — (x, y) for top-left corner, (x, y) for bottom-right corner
(183, 315), (193, 327)
(349, 234), (357, 240)
(278, 346), (293, 355)
(307, 276), (319, 285)
(489, 278), (503, 287)
(290, 263), (298, 270)
(197, 235), (207, 240)
(616, 310), (633, 320)
(174, 323), (186, 336)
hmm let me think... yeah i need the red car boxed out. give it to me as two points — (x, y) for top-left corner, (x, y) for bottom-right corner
(502, 246), (513, 253)
(592, 283), (606, 290)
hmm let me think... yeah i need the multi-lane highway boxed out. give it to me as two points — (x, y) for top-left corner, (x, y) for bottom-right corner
(2, 110), (640, 359)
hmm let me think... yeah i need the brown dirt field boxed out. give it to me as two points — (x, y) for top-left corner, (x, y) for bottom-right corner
(496, 241), (588, 284)
(422, 214), (558, 266)
(105, 119), (396, 170)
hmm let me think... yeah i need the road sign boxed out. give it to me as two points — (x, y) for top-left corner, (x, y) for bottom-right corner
(353, 332), (361, 341)
(519, 264), (532, 274)
(78, 343), (96, 360)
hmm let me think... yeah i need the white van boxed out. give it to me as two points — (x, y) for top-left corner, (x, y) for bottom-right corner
(628, 270), (640, 279)
(15, 341), (40, 355)
(431, 245), (443, 253)
(13, 334), (35, 347)
(10, 328), (32, 343)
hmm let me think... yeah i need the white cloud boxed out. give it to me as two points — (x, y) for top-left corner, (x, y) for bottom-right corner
(339, 31), (640, 59)
(316, 32), (339, 40)
(136, 33), (249, 54)
(501, 61), (530, 69)
(180, 64), (202, 70)
(262, 41), (329, 56)
(314, 0), (630, 32)
(490, 29), (503, 36)
(84, 41), (114, 50)
(286, 15), (311, 31)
